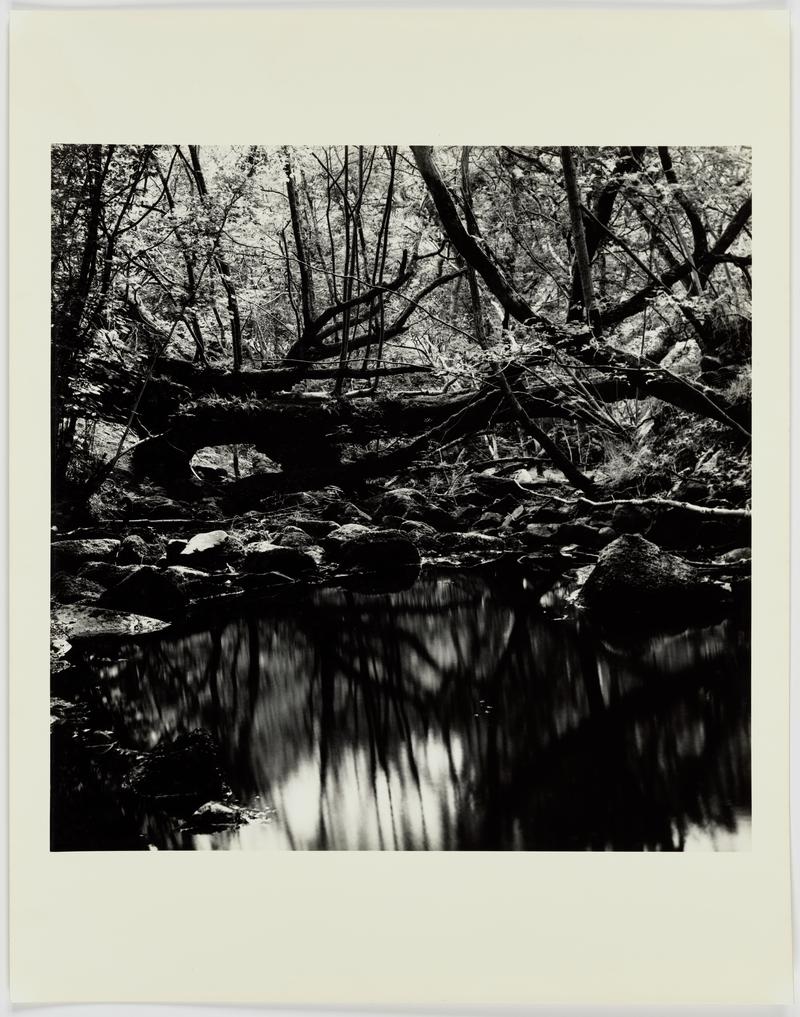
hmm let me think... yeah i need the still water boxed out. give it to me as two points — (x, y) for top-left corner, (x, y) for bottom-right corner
(95, 568), (750, 851)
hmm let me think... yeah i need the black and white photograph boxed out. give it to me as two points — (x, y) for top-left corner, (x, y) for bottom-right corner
(50, 143), (753, 852)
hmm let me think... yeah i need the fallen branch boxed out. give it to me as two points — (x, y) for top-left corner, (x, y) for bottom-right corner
(576, 495), (750, 519)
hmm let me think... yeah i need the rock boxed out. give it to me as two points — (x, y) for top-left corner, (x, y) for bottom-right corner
(727, 479), (751, 506)
(125, 730), (230, 801)
(400, 519), (438, 537)
(275, 526), (316, 550)
(452, 505), (482, 527)
(375, 487), (453, 529)
(528, 503), (575, 523)
(164, 566), (242, 601)
(51, 538), (121, 571)
(242, 541), (319, 576)
(522, 523), (560, 547)
(51, 603), (170, 647)
(325, 526), (421, 571)
(99, 565), (188, 619)
(436, 532), (505, 554)
(577, 534), (727, 623)
(671, 479), (709, 504)
(377, 487), (427, 519)
(166, 565), (217, 581)
(179, 530), (243, 571)
(719, 547), (751, 564)
(123, 494), (186, 520)
(323, 523), (373, 548)
(51, 573), (104, 604)
(476, 512), (504, 530)
(116, 534), (151, 565)
(324, 500), (373, 525)
(181, 529), (227, 556)
(78, 562), (143, 587)
(165, 538), (188, 563)
(280, 515), (338, 539)
(189, 801), (243, 831)
(611, 503), (652, 535)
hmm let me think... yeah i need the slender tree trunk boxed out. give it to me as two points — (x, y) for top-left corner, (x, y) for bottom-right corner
(186, 145), (244, 371)
(560, 147), (602, 334)
(460, 147), (486, 346)
(285, 149), (315, 331)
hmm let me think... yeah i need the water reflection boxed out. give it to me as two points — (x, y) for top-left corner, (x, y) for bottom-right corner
(95, 570), (750, 851)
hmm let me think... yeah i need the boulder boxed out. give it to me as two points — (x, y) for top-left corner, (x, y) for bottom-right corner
(78, 561), (143, 587)
(51, 538), (120, 572)
(671, 479), (709, 504)
(436, 532), (505, 554)
(275, 526), (316, 550)
(527, 503), (575, 523)
(164, 566), (242, 601)
(376, 487), (452, 530)
(165, 538), (188, 563)
(718, 547), (751, 564)
(279, 515), (338, 539)
(123, 494), (186, 520)
(377, 487), (426, 519)
(100, 565), (188, 619)
(323, 500), (373, 525)
(325, 526), (421, 571)
(116, 534), (151, 565)
(400, 519), (438, 538)
(125, 730), (230, 801)
(51, 573), (104, 604)
(242, 541), (318, 577)
(577, 533), (727, 623)
(522, 523), (560, 547)
(323, 523), (373, 549)
(52, 603), (170, 648)
(476, 512), (505, 530)
(179, 530), (243, 571)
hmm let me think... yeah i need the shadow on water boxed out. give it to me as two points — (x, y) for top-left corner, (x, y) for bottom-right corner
(91, 568), (750, 851)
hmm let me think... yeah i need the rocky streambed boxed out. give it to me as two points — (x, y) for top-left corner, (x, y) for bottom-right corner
(50, 479), (751, 850)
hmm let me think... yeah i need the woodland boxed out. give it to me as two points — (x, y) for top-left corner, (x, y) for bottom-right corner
(49, 144), (754, 849)
(50, 144), (753, 630)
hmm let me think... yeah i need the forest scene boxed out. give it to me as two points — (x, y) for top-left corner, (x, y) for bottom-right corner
(50, 145), (752, 851)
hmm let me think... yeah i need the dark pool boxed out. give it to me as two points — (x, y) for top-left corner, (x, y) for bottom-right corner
(93, 568), (751, 851)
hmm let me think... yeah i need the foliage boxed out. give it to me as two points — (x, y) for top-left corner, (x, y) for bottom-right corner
(50, 145), (752, 499)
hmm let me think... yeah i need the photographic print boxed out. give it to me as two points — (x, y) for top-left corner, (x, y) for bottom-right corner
(49, 143), (753, 852)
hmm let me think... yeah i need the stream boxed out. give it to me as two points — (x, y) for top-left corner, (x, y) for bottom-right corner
(86, 567), (751, 851)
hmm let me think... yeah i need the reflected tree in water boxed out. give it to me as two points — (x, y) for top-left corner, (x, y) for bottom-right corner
(96, 572), (750, 851)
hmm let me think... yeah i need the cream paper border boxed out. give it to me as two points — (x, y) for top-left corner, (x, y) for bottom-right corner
(9, 9), (791, 1005)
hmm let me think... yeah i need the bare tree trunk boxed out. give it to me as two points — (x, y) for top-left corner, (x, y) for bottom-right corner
(186, 145), (244, 372)
(285, 149), (315, 331)
(460, 147), (486, 346)
(560, 147), (602, 334)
